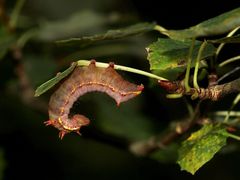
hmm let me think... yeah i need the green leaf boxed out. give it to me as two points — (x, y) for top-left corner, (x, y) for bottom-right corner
(208, 34), (240, 44)
(34, 62), (76, 97)
(36, 11), (110, 41)
(147, 38), (215, 79)
(162, 7), (240, 40)
(56, 22), (156, 47)
(177, 124), (228, 175)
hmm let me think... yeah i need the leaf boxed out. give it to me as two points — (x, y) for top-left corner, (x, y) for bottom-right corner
(36, 11), (110, 41)
(208, 34), (240, 44)
(162, 7), (240, 40)
(34, 62), (76, 97)
(177, 124), (228, 175)
(147, 38), (216, 79)
(56, 22), (156, 47)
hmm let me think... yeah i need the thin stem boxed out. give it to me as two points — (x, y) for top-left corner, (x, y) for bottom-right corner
(224, 93), (240, 123)
(154, 25), (169, 36)
(184, 97), (194, 118)
(220, 131), (240, 141)
(214, 111), (240, 117)
(129, 100), (202, 156)
(166, 93), (183, 99)
(9, 0), (26, 29)
(217, 67), (240, 83)
(184, 38), (195, 92)
(17, 28), (39, 48)
(193, 41), (207, 89)
(77, 60), (168, 81)
(216, 26), (240, 57)
(219, 55), (240, 67)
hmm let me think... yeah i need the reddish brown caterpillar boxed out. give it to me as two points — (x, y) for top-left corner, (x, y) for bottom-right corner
(45, 60), (144, 139)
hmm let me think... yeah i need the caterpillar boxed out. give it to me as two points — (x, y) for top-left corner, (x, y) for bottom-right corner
(45, 60), (144, 139)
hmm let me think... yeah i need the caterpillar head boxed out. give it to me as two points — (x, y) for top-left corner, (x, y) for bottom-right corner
(70, 114), (90, 130)
(44, 114), (90, 139)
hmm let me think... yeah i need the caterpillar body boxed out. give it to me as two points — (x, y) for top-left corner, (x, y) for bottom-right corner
(45, 60), (144, 139)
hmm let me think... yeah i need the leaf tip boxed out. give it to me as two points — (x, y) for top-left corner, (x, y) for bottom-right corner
(177, 161), (196, 175)
(34, 90), (40, 97)
(145, 47), (150, 53)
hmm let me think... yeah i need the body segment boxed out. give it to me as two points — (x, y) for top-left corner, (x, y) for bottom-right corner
(46, 60), (144, 139)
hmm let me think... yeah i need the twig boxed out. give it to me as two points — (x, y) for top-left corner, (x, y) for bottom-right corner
(219, 55), (240, 67)
(193, 41), (207, 89)
(77, 60), (168, 81)
(216, 26), (240, 57)
(13, 46), (48, 113)
(213, 111), (240, 117)
(217, 67), (240, 84)
(129, 102), (202, 156)
(223, 93), (240, 123)
(159, 77), (240, 101)
(9, 0), (26, 29)
(0, 0), (11, 32)
(184, 39), (195, 92)
(134, 75), (240, 156)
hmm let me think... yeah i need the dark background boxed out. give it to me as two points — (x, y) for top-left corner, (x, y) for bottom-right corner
(1, 0), (240, 179)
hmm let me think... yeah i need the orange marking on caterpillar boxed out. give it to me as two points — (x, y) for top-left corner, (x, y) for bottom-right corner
(46, 60), (143, 139)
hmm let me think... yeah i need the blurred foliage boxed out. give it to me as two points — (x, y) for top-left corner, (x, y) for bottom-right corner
(0, 149), (6, 180)
(56, 22), (156, 47)
(0, 0), (162, 179)
(91, 94), (157, 141)
(36, 11), (109, 41)
(1, 0), (240, 179)
(0, 27), (15, 60)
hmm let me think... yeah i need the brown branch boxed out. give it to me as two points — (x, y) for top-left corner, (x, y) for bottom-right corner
(129, 102), (202, 156)
(0, 0), (14, 32)
(130, 76), (240, 156)
(0, 0), (8, 25)
(15, 58), (48, 113)
(158, 77), (240, 101)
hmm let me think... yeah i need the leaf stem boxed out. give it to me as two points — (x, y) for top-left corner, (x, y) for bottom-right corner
(214, 111), (240, 117)
(223, 93), (240, 123)
(220, 131), (240, 141)
(77, 60), (168, 81)
(166, 93), (183, 99)
(9, 0), (26, 29)
(184, 97), (194, 118)
(185, 39), (195, 92)
(216, 26), (240, 57)
(219, 55), (240, 67)
(193, 41), (207, 89)
(217, 67), (240, 83)
(17, 28), (39, 48)
(153, 25), (169, 36)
